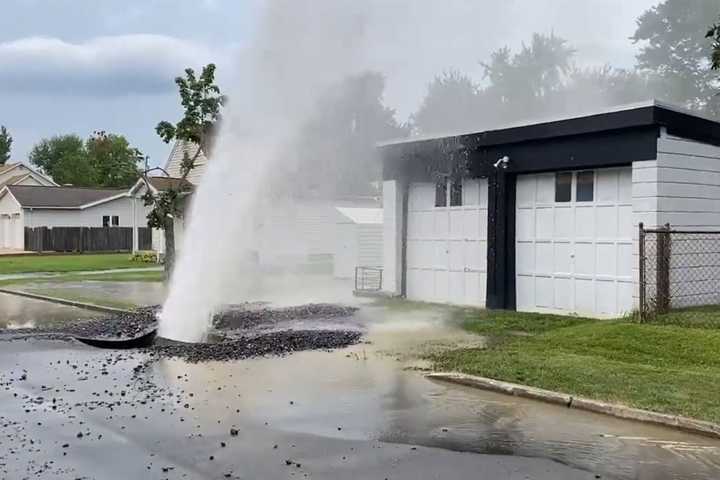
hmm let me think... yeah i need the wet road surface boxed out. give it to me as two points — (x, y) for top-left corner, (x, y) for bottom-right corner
(1, 299), (719, 479)
(0, 291), (98, 329)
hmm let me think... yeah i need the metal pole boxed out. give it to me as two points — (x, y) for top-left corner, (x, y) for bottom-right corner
(639, 222), (645, 322)
(656, 223), (671, 314)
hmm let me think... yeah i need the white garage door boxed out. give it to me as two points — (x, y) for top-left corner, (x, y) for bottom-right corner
(1, 214), (23, 250)
(516, 168), (634, 317)
(406, 178), (488, 306)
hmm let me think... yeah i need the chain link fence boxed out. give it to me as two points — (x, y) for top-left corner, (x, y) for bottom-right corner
(639, 223), (720, 320)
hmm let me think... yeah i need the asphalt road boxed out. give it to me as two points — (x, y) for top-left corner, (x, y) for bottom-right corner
(1, 299), (720, 479)
(0, 340), (599, 480)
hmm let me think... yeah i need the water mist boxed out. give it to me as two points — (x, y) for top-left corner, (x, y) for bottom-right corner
(159, 0), (375, 342)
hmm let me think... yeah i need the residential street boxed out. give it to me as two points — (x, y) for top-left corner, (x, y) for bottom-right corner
(1, 299), (719, 480)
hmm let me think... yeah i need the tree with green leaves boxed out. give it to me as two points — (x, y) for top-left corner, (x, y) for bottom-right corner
(412, 70), (485, 134)
(707, 17), (720, 71)
(482, 32), (575, 120)
(144, 64), (225, 274)
(632, 0), (720, 115)
(29, 133), (141, 187)
(288, 71), (409, 198)
(562, 66), (653, 112)
(86, 130), (142, 187)
(412, 33), (576, 135)
(0, 126), (11, 165)
(29, 135), (95, 186)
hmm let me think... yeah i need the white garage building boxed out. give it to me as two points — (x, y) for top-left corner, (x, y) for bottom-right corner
(381, 101), (720, 317)
(333, 207), (383, 279)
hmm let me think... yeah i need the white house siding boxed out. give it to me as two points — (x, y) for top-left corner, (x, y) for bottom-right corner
(165, 141), (208, 185)
(0, 192), (23, 249)
(333, 220), (383, 279)
(654, 132), (720, 307)
(14, 176), (43, 187)
(24, 196), (141, 228)
(382, 180), (403, 295)
(357, 224), (383, 268)
(333, 223), (357, 279)
(256, 202), (339, 266)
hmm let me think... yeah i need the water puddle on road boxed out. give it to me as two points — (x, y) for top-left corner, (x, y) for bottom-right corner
(0, 291), (97, 329)
(148, 304), (720, 480)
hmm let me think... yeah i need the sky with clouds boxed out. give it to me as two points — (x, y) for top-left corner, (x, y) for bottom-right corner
(0, 0), (660, 167)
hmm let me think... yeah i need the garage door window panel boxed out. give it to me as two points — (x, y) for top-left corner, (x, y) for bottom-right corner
(555, 172), (572, 202)
(450, 179), (462, 207)
(435, 180), (447, 207)
(576, 171), (594, 202)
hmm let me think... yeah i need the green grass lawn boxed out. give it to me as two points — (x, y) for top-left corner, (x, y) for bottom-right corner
(431, 308), (720, 423)
(0, 269), (164, 288)
(0, 253), (158, 274)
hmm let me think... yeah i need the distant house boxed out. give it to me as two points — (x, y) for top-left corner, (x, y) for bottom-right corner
(151, 139), (381, 272)
(0, 185), (150, 251)
(0, 163), (57, 189)
(129, 176), (194, 254)
(164, 141), (209, 185)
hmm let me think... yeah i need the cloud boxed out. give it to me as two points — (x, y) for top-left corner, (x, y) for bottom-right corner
(0, 34), (218, 96)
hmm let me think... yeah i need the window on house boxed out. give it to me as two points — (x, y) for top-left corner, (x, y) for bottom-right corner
(112, 215), (120, 226)
(576, 171), (594, 202)
(102, 216), (110, 228)
(450, 179), (463, 206)
(555, 172), (572, 202)
(435, 179), (447, 207)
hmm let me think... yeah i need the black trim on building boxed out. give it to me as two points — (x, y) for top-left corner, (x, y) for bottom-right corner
(400, 181), (409, 297)
(487, 171), (517, 310)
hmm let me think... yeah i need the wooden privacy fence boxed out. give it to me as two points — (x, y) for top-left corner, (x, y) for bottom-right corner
(24, 227), (153, 253)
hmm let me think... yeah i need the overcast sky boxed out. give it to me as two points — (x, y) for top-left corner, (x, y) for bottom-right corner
(0, 0), (660, 167)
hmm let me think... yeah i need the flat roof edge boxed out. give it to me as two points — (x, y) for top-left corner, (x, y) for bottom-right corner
(378, 101), (720, 151)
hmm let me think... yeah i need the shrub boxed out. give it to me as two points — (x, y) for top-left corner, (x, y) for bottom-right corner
(129, 251), (158, 263)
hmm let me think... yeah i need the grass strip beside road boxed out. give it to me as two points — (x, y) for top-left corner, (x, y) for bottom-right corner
(0, 270), (164, 288)
(0, 253), (157, 274)
(431, 308), (720, 424)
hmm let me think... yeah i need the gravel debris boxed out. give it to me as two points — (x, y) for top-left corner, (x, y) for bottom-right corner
(213, 303), (358, 330)
(0, 303), (363, 363)
(148, 329), (361, 363)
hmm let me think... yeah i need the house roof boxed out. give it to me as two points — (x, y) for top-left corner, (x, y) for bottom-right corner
(0, 173), (30, 188)
(5, 185), (127, 209)
(0, 163), (58, 187)
(336, 207), (383, 225)
(379, 100), (720, 150)
(381, 99), (720, 181)
(146, 176), (194, 192)
(128, 176), (195, 196)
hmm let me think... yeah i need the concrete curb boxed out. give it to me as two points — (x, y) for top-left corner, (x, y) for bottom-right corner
(0, 288), (133, 315)
(427, 372), (720, 440)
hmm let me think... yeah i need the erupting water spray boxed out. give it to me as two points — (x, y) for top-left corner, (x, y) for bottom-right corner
(158, 0), (374, 342)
